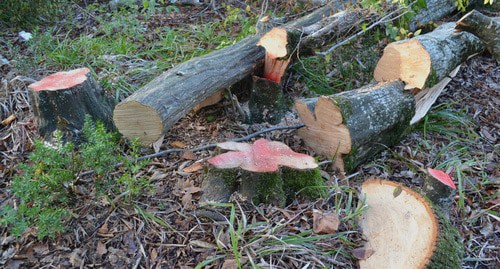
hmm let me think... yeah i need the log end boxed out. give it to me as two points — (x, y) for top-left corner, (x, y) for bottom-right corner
(113, 100), (163, 145)
(358, 179), (438, 269)
(374, 40), (431, 89)
(29, 68), (90, 92)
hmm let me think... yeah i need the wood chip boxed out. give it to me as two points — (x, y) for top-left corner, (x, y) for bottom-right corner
(1, 114), (16, 126)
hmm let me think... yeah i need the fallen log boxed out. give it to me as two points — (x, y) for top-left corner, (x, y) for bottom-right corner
(455, 9), (500, 60)
(28, 68), (115, 142)
(374, 22), (484, 90)
(113, 7), (374, 145)
(295, 81), (415, 172)
(358, 179), (463, 269)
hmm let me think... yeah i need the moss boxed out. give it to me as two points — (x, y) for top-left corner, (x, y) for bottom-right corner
(426, 207), (464, 268)
(426, 68), (439, 88)
(282, 167), (326, 202)
(252, 172), (285, 206)
(249, 77), (286, 124)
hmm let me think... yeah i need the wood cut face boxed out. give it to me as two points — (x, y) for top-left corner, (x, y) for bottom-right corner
(295, 96), (350, 171)
(113, 101), (163, 145)
(374, 40), (431, 89)
(29, 68), (90, 92)
(359, 179), (438, 269)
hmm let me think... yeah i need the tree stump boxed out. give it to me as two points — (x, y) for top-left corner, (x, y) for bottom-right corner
(295, 81), (415, 172)
(29, 68), (115, 142)
(358, 179), (464, 269)
(374, 22), (484, 90)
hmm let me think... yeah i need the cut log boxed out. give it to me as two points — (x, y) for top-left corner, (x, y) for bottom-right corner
(29, 68), (115, 142)
(408, 0), (457, 31)
(455, 9), (500, 60)
(113, 7), (373, 145)
(358, 179), (464, 269)
(374, 22), (484, 90)
(295, 81), (415, 172)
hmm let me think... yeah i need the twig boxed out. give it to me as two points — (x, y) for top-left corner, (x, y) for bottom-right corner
(78, 123), (305, 178)
(317, 2), (415, 56)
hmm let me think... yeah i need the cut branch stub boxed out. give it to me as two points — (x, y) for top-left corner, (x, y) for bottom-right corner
(29, 68), (115, 142)
(358, 179), (438, 269)
(374, 22), (484, 90)
(207, 138), (318, 172)
(295, 81), (415, 172)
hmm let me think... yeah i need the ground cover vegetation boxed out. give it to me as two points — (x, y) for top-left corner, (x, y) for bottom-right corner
(0, 0), (498, 268)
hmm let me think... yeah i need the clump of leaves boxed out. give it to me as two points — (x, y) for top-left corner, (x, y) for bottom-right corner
(0, 117), (151, 239)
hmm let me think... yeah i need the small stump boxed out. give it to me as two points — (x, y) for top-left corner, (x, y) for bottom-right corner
(29, 68), (115, 142)
(201, 139), (324, 206)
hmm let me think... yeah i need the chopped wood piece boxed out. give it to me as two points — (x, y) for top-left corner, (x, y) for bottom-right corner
(113, 8), (373, 145)
(295, 81), (415, 172)
(374, 23), (483, 90)
(257, 27), (291, 83)
(358, 179), (464, 269)
(359, 179), (438, 269)
(455, 9), (500, 60)
(28, 68), (115, 142)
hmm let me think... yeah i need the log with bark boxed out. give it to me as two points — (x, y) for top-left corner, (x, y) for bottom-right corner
(455, 9), (500, 60)
(295, 81), (415, 172)
(358, 179), (463, 268)
(374, 22), (484, 91)
(28, 68), (115, 142)
(113, 7), (375, 145)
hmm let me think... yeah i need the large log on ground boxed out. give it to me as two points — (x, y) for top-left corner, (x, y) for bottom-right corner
(358, 179), (464, 268)
(295, 81), (415, 172)
(28, 68), (115, 142)
(455, 10), (500, 60)
(113, 7), (374, 145)
(374, 22), (484, 90)
(409, 0), (457, 31)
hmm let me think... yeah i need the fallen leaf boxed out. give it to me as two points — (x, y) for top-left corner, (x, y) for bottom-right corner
(189, 240), (217, 250)
(352, 246), (374, 260)
(312, 209), (340, 234)
(221, 259), (239, 269)
(98, 223), (109, 234)
(1, 114), (16, 126)
(183, 162), (203, 173)
(96, 241), (108, 256)
(181, 151), (197, 160)
(427, 168), (457, 189)
(152, 135), (164, 153)
(171, 141), (187, 149)
(393, 186), (403, 198)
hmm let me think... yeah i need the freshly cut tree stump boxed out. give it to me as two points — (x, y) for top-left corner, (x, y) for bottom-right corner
(358, 179), (464, 269)
(113, 7), (373, 145)
(29, 68), (115, 142)
(374, 22), (483, 90)
(455, 10), (500, 60)
(295, 81), (415, 172)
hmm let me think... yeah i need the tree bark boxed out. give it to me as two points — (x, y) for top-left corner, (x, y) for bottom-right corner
(113, 7), (373, 145)
(28, 68), (115, 143)
(358, 179), (464, 269)
(374, 22), (484, 91)
(455, 9), (500, 60)
(409, 0), (457, 31)
(295, 81), (415, 172)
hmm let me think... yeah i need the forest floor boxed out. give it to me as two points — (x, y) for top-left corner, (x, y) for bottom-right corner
(0, 1), (498, 268)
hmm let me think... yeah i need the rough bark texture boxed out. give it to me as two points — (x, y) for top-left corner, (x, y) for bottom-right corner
(248, 77), (285, 124)
(29, 68), (115, 143)
(455, 9), (500, 60)
(374, 22), (484, 90)
(358, 179), (463, 269)
(113, 7), (373, 145)
(409, 0), (457, 31)
(295, 81), (415, 172)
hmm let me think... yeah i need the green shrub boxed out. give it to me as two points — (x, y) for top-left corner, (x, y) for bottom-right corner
(0, 0), (68, 28)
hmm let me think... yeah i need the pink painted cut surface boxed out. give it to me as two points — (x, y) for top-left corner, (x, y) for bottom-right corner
(427, 168), (457, 189)
(208, 138), (318, 172)
(29, 67), (90, 92)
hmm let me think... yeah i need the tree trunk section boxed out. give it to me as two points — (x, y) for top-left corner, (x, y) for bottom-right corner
(358, 179), (463, 269)
(248, 77), (286, 124)
(374, 22), (484, 90)
(455, 9), (500, 60)
(409, 0), (457, 31)
(113, 7), (373, 145)
(28, 68), (115, 143)
(295, 81), (415, 172)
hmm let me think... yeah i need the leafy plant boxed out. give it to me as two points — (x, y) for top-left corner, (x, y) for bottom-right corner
(0, 117), (151, 239)
(0, 0), (68, 28)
